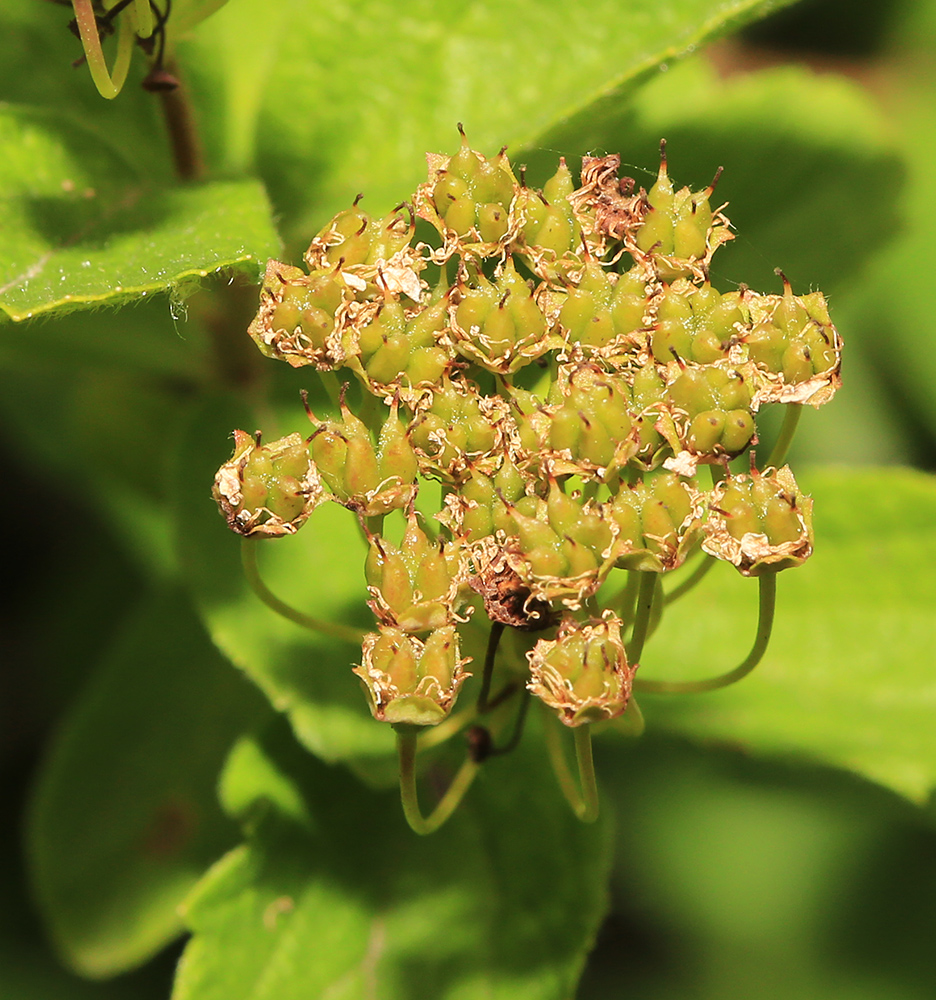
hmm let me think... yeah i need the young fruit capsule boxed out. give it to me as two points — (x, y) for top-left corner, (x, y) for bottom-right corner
(703, 466), (813, 576)
(355, 626), (470, 726)
(527, 616), (637, 726)
(213, 430), (324, 537)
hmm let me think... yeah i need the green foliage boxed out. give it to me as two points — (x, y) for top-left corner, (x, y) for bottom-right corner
(642, 468), (936, 802)
(173, 719), (611, 1000)
(26, 589), (266, 977)
(0, 106), (279, 320)
(2, 0), (936, 998)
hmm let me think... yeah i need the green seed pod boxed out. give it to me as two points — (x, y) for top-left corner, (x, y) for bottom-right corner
(519, 158), (581, 270)
(636, 148), (676, 255)
(672, 201), (707, 259)
(355, 626), (470, 726)
(433, 171), (469, 217)
(663, 362), (756, 461)
(610, 267), (649, 334)
(478, 202), (510, 242)
(409, 377), (508, 483)
(438, 452), (534, 541)
(305, 200), (371, 268)
(249, 260), (349, 370)
(543, 365), (640, 479)
(687, 410), (725, 453)
(650, 282), (744, 365)
(365, 513), (466, 632)
(703, 465), (813, 576)
(526, 615), (637, 726)
(309, 396), (417, 516)
(606, 470), (700, 572)
(720, 409), (756, 454)
(213, 430), (324, 537)
(632, 144), (731, 280)
(450, 259), (553, 373)
(442, 192), (478, 237)
(304, 199), (416, 273)
(493, 485), (617, 608)
(418, 127), (518, 251)
(745, 278), (842, 407)
(376, 399), (419, 486)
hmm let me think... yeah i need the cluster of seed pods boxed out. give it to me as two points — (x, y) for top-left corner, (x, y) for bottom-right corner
(213, 131), (839, 743)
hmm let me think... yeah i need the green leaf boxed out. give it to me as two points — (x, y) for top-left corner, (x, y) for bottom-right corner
(522, 57), (901, 296)
(173, 719), (611, 1000)
(26, 588), (266, 978)
(0, 106), (281, 321)
(832, 77), (936, 439)
(632, 467), (936, 804)
(181, 0), (797, 244)
(171, 392), (393, 764)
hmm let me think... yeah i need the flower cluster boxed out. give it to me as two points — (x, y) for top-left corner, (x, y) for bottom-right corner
(213, 132), (838, 742)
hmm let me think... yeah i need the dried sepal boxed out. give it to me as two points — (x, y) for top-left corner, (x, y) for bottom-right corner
(702, 465), (813, 576)
(212, 430), (324, 537)
(354, 626), (471, 726)
(566, 154), (646, 260)
(526, 614), (637, 727)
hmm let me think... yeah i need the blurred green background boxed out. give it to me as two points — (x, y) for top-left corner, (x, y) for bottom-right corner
(3, 0), (936, 997)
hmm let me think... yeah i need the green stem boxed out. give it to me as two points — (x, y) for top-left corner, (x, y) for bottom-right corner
(73, 0), (132, 99)
(417, 703), (477, 750)
(543, 709), (599, 823)
(626, 571), (658, 663)
(573, 727), (600, 823)
(240, 538), (365, 645)
(396, 729), (479, 835)
(644, 573), (664, 643)
(664, 554), (715, 605)
(131, 0), (153, 37)
(620, 697), (645, 737)
(317, 371), (344, 410)
(606, 570), (639, 627)
(635, 572), (777, 694)
(767, 404), (802, 468)
(580, 479), (601, 504)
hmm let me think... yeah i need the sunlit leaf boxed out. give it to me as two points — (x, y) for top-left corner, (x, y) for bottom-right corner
(180, 0), (799, 244)
(0, 106), (280, 321)
(173, 719), (611, 1000)
(634, 467), (936, 804)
